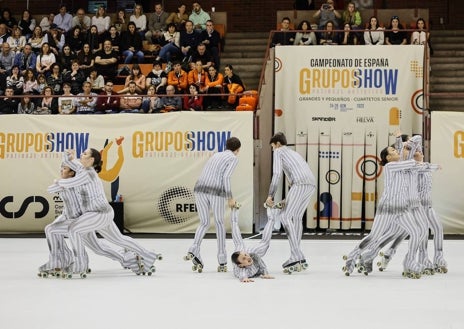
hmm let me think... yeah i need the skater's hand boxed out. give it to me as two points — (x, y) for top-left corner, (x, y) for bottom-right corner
(228, 198), (236, 208)
(260, 274), (274, 279)
(265, 196), (274, 208)
(241, 277), (254, 283)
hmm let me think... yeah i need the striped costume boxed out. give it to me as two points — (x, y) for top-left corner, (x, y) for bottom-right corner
(58, 155), (159, 274)
(268, 146), (316, 266)
(188, 149), (238, 265)
(231, 207), (276, 281)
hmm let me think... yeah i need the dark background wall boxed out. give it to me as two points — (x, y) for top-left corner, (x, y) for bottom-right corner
(0, 0), (462, 31)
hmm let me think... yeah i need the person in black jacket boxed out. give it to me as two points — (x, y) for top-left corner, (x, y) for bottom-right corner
(121, 22), (144, 64)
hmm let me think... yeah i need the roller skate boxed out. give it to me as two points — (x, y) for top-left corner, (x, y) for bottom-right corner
(263, 201), (285, 209)
(37, 263), (59, 278)
(342, 255), (356, 276)
(61, 263), (88, 279)
(402, 269), (421, 279)
(184, 252), (204, 273)
(376, 251), (391, 272)
(299, 259), (309, 271)
(420, 260), (435, 276)
(217, 263), (228, 272)
(356, 257), (373, 276)
(434, 256), (448, 274)
(282, 260), (301, 274)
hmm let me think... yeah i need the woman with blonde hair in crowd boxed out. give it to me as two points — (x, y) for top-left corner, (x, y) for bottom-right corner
(166, 4), (189, 31)
(92, 5), (111, 43)
(7, 27), (27, 54)
(129, 4), (147, 38)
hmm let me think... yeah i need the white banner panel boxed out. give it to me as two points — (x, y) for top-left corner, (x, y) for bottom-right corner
(275, 45), (424, 229)
(430, 111), (464, 234)
(0, 113), (254, 233)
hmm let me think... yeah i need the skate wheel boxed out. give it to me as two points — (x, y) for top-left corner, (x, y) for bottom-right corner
(192, 265), (197, 271)
(376, 261), (381, 267)
(157, 255), (163, 261)
(136, 272), (141, 276)
(379, 252), (384, 257)
(342, 255), (348, 261)
(379, 267), (384, 272)
(150, 266), (156, 272)
(86, 268), (91, 274)
(147, 271), (152, 276)
(80, 273), (87, 279)
(197, 267), (203, 273)
(442, 267), (448, 274)
(344, 272), (350, 277)
(363, 271), (368, 276)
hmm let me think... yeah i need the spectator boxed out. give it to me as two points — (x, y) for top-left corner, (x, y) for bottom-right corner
(92, 5), (111, 43)
(411, 18), (429, 45)
(113, 9), (128, 34)
(6, 65), (24, 95)
(17, 93), (36, 114)
(341, 23), (358, 45)
(190, 43), (214, 71)
(121, 22), (144, 64)
(18, 10), (36, 40)
(45, 24), (65, 55)
(188, 60), (207, 92)
(63, 60), (86, 95)
(58, 44), (76, 74)
(46, 63), (63, 95)
(76, 43), (95, 75)
(189, 2), (210, 32)
(66, 26), (84, 53)
(145, 3), (169, 44)
(87, 67), (105, 93)
(1, 8), (18, 34)
(161, 85), (182, 112)
(86, 25), (102, 54)
(146, 60), (168, 94)
(184, 84), (203, 111)
(35, 42), (56, 76)
(36, 86), (58, 114)
(157, 22), (181, 64)
(120, 81), (142, 113)
(22, 69), (39, 94)
(199, 20), (220, 68)
(0, 87), (19, 113)
(141, 84), (162, 113)
(14, 43), (37, 75)
(58, 82), (76, 114)
(96, 80), (120, 113)
(39, 13), (55, 32)
(75, 81), (97, 114)
(7, 27), (27, 54)
(106, 25), (122, 53)
(72, 8), (91, 35)
(180, 20), (199, 62)
(272, 17), (295, 47)
(94, 39), (118, 80)
(167, 61), (188, 93)
(342, 2), (362, 30)
(223, 64), (245, 108)
(36, 73), (47, 94)
(53, 5), (73, 34)
(166, 4), (188, 31)
(364, 16), (384, 45)
(385, 16), (408, 45)
(118, 63), (146, 94)
(129, 4), (147, 38)
(313, 0), (341, 29)
(0, 42), (15, 92)
(204, 65), (224, 109)
(294, 20), (317, 45)
(0, 23), (10, 44)
(319, 20), (340, 45)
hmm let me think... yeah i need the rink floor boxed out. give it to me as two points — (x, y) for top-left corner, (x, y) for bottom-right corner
(0, 237), (462, 329)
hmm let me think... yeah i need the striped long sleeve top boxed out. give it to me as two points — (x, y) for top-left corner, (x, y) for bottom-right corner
(194, 150), (238, 198)
(268, 146), (316, 198)
(47, 183), (82, 220)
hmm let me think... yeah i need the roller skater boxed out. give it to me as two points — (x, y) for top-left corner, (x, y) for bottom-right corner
(186, 137), (241, 272)
(266, 132), (316, 272)
(230, 202), (276, 282)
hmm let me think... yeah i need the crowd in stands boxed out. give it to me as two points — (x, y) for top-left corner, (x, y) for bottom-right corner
(272, 1), (431, 47)
(0, 2), (251, 114)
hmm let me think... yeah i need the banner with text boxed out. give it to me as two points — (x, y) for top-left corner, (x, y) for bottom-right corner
(275, 45), (425, 230)
(0, 113), (254, 233)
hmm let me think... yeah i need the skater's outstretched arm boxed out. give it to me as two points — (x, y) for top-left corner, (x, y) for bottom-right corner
(231, 207), (245, 251)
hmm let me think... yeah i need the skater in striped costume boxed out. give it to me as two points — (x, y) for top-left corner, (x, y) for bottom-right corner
(39, 160), (141, 277)
(58, 148), (161, 277)
(377, 148), (448, 274)
(230, 203), (276, 282)
(266, 132), (316, 272)
(185, 137), (241, 272)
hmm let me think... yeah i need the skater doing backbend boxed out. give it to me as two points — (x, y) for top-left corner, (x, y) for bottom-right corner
(230, 203), (278, 282)
(266, 132), (316, 272)
(186, 137), (241, 272)
(57, 147), (161, 277)
(39, 156), (141, 277)
(376, 144), (447, 274)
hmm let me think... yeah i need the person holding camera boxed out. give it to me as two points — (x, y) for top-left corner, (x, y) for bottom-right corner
(313, 0), (341, 30)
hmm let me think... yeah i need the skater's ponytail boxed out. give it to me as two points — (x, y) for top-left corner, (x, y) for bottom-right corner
(379, 146), (389, 166)
(89, 148), (103, 173)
